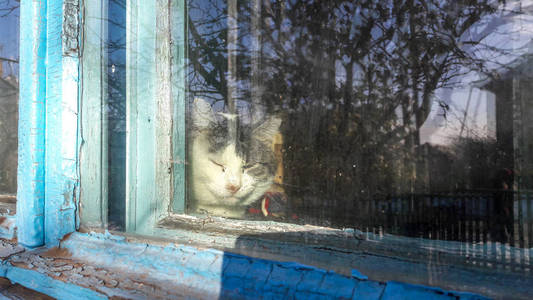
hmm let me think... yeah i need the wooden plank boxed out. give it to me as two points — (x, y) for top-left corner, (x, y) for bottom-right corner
(171, 0), (187, 213)
(16, 0), (47, 247)
(155, 0), (173, 223)
(126, 0), (158, 234)
(125, 0), (138, 232)
(44, 0), (80, 246)
(80, 0), (107, 229)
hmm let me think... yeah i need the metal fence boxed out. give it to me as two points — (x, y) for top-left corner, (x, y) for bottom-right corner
(296, 190), (533, 273)
(351, 190), (533, 274)
(356, 191), (531, 246)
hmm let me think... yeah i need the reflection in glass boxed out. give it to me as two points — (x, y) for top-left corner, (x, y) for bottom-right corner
(106, 0), (127, 230)
(97, 0), (533, 259)
(0, 0), (19, 203)
(185, 0), (533, 250)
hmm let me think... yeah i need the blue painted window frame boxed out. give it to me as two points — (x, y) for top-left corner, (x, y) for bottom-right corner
(17, 0), (79, 248)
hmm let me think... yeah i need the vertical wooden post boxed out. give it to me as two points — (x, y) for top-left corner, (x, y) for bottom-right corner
(44, 0), (80, 246)
(80, 0), (108, 229)
(17, 0), (47, 247)
(126, 0), (175, 233)
(125, 0), (157, 233)
(171, 0), (187, 213)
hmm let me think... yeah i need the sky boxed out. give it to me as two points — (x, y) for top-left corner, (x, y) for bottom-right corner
(420, 0), (533, 145)
(0, 0), (19, 79)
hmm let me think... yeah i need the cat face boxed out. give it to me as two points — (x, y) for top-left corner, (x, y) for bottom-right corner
(189, 98), (281, 217)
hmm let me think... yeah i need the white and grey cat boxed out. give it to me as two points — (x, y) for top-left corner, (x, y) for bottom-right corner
(189, 98), (281, 218)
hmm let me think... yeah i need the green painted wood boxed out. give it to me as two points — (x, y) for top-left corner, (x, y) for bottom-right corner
(126, 0), (167, 234)
(80, 0), (187, 234)
(155, 0), (174, 220)
(123, 0), (181, 234)
(80, 0), (107, 229)
(171, 0), (187, 213)
(125, 0), (137, 232)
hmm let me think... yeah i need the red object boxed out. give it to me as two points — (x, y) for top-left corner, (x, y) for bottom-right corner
(248, 207), (261, 214)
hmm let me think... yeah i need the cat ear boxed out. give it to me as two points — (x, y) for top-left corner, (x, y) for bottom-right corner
(192, 98), (216, 129)
(253, 117), (282, 144)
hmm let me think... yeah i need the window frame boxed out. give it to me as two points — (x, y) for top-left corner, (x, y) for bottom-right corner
(80, 0), (187, 234)
(7, 0), (529, 298)
(77, 0), (533, 282)
(16, 0), (79, 247)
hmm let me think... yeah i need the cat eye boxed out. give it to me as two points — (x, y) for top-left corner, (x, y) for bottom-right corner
(242, 163), (267, 176)
(242, 163), (257, 171)
(243, 162), (267, 169)
(209, 159), (226, 172)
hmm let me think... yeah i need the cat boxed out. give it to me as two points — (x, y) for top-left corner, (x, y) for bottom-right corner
(189, 98), (282, 219)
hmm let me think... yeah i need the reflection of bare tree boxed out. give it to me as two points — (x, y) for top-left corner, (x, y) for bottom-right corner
(0, 0), (19, 194)
(0, 76), (17, 194)
(105, 0), (127, 229)
(0, 0), (19, 18)
(187, 0), (512, 225)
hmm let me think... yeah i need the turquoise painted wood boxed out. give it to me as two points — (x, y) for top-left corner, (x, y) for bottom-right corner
(18, 0), (80, 247)
(17, 0), (47, 248)
(0, 265), (107, 300)
(171, 0), (187, 213)
(79, 0), (107, 229)
(126, 0), (158, 234)
(44, 0), (79, 246)
(60, 231), (492, 300)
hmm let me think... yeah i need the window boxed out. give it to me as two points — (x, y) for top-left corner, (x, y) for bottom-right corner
(0, 0), (19, 216)
(82, 0), (533, 280)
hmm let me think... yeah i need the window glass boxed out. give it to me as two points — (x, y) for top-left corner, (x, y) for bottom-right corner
(98, 0), (533, 260)
(106, 0), (127, 231)
(185, 0), (533, 248)
(0, 0), (19, 206)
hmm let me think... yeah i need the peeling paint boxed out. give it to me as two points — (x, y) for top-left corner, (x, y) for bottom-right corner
(44, 0), (79, 247)
(59, 232), (494, 300)
(17, 0), (47, 248)
(62, 0), (79, 57)
(0, 265), (106, 300)
(0, 232), (522, 299)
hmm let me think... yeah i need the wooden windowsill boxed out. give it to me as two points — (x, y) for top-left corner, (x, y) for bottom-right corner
(78, 213), (533, 299)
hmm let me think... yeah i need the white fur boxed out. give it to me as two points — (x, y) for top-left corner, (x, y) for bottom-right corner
(189, 98), (279, 218)
(190, 135), (274, 218)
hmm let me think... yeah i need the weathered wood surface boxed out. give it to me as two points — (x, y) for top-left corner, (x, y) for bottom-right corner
(17, 0), (47, 248)
(80, 0), (107, 230)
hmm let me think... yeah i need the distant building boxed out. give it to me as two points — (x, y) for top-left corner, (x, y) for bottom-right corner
(479, 54), (533, 190)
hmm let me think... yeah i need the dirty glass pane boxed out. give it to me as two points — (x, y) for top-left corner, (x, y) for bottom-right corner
(106, 0), (127, 231)
(97, 0), (533, 275)
(0, 0), (19, 207)
(184, 0), (533, 253)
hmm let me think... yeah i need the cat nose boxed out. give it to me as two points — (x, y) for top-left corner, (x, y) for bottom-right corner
(226, 184), (241, 194)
